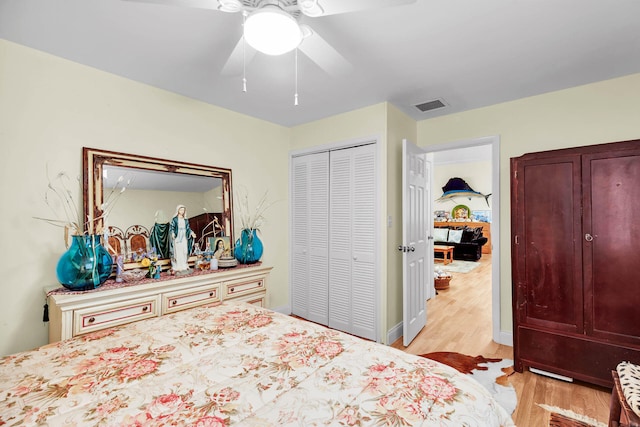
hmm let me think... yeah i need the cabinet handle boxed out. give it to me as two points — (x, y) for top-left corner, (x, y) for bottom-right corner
(142, 306), (148, 312)
(585, 233), (594, 242)
(88, 317), (95, 324)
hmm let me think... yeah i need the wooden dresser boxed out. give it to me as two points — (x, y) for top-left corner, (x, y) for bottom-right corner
(434, 221), (492, 254)
(46, 264), (271, 343)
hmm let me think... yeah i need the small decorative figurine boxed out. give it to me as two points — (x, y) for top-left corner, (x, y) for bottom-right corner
(115, 255), (124, 283)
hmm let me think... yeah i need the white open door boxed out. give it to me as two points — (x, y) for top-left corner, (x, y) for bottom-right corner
(402, 139), (433, 346)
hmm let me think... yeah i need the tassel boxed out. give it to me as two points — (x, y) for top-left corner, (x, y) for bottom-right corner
(43, 303), (49, 322)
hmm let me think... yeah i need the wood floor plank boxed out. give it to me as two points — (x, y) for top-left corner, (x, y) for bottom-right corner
(390, 254), (611, 426)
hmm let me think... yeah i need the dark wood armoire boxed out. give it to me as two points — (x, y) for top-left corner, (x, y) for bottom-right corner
(511, 139), (640, 388)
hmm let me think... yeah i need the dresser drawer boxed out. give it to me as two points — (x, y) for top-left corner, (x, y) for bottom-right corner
(230, 291), (266, 307)
(162, 284), (221, 314)
(224, 276), (265, 299)
(73, 296), (159, 337)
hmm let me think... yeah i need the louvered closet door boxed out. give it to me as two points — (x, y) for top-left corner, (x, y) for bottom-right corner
(291, 152), (329, 325)
(329, 144), (377, 341)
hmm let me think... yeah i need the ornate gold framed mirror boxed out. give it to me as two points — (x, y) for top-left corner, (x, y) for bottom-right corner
(83, 147), (233, 264)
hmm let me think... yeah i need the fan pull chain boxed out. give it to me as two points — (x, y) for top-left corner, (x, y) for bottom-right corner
(294, 48), (299, 106)
(242, 11), (247, 93)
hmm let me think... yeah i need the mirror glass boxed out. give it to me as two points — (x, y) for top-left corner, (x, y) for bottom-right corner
(83, 147), (233, 265)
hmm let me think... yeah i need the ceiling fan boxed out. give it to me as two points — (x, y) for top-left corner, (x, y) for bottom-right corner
(123, 0), (417, 77)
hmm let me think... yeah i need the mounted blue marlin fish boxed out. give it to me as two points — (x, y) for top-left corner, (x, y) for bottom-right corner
(436, 177), (492, 206)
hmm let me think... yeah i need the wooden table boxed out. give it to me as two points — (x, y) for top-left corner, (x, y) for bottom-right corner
(434, 245), (454, 265)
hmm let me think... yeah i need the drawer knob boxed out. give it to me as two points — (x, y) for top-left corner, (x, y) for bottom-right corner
(209, 292), (214, 297)
(88, 317), (95, 324)
(230, 287), (235, 293)
(142, 306), (148, 312)
(172, 300), (177, 305)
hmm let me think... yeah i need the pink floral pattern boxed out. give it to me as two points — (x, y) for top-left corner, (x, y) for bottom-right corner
(0, 302), (514, 426)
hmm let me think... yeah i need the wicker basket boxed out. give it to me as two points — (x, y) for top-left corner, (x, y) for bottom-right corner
(435, 275), (452, 290)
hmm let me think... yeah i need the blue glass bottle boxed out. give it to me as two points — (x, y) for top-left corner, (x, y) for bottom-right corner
(56, 234), (114, 291)
(234, 229), (263, 264)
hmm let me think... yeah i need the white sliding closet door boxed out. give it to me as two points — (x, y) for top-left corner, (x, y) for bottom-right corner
(328, 144), (377, 341)
(290, 152), (329, 325)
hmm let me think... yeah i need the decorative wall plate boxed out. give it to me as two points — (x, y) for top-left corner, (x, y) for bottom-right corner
(452, 204), (471, 220)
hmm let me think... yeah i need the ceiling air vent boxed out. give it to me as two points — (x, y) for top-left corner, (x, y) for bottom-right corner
(415, 99), (446, 112)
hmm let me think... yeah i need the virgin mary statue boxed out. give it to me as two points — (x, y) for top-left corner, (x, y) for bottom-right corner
(169, 204), (196, 274)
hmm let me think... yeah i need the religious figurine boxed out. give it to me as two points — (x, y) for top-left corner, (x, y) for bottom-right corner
(115, 255), (124, 283)
(169, 204), (196, 275)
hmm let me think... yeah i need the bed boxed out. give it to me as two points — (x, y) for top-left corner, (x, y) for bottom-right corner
(0, 301), (514, 426)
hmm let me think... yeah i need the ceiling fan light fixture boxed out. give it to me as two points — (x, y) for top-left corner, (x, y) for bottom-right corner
(299, 0), (324, 17)
(217, 0), (243, 13)
(243, 5), (303, 56)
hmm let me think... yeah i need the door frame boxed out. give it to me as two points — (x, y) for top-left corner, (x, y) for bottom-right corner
(424, 135), (508, 345)
(288, 135), (385, 343)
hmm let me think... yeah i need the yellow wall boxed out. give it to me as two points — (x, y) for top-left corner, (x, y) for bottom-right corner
(0, 40), (290, 356)
(385, 104), (417, 339)
(417, 72), (640, 332)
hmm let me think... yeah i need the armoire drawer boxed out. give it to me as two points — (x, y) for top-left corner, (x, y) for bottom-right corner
(162, 284), (221, 314)
(224, 276), (265, 299)
(73, 296), (160, 337)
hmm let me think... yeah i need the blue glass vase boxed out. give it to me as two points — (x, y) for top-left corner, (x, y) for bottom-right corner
(234, 229), (263, 264)
(56, 234), (114, 291)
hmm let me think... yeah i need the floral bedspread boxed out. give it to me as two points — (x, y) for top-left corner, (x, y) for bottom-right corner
(0, 302), (514, 426)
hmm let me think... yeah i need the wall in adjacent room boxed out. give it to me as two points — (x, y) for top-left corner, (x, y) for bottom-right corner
(433, 161), (492, 219)
(417, 72), (640, 336)
(0, 40), (291, 356)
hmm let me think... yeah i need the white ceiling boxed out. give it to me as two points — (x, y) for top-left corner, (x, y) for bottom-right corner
(2, 0), (640, 127)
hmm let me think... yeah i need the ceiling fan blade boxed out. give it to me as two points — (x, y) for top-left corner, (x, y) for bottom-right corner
(299, 0), (417, 17)
(122, 0), (241, 12)
(220, 37), (257, 76)
(298, 26), (352, 76)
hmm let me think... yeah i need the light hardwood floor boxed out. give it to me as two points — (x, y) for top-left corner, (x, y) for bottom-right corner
(390, 254), (611, 426)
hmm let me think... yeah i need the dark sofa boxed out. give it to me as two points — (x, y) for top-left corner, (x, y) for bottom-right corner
(434, 225), (488, 261)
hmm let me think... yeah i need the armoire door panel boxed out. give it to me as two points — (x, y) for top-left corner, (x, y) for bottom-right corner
(583, 148), (640, 345)
(517, 157), (584, 332)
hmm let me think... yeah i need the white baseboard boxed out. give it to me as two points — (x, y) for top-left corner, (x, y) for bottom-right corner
(496, 330), (513, 347)
(387, 322), (403, 345)
(270, 305), (290, 315)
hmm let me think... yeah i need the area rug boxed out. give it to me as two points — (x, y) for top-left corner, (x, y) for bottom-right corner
(420, 351), (517, 414)
(437, 259), (481, 274)
(538, 404), (607, 427)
